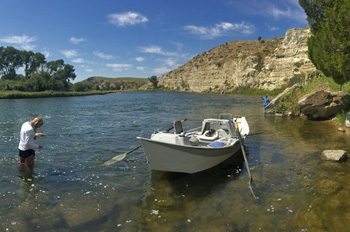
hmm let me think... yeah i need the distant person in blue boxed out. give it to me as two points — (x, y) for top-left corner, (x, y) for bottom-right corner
(261, 96), (270, 108)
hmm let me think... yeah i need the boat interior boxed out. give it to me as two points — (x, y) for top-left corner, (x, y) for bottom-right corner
(151, 113), (245, 148)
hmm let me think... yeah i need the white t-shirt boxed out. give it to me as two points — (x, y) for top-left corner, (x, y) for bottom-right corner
(18, 122), (39, 151)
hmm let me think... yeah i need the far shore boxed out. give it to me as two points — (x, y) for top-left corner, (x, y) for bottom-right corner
(0, 90), (118, 99)
(0, 88), (283, 99)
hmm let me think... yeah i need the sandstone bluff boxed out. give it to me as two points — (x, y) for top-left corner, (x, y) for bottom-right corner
(157, 27), (316, 92)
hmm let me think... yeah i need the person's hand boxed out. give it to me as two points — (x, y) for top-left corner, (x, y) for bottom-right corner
(38, 145), (43, 149)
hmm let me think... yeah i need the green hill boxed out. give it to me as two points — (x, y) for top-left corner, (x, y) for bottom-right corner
(78, 76), (148, 90)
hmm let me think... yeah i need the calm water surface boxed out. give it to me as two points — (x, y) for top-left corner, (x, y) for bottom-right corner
(1, 92), (350, 232)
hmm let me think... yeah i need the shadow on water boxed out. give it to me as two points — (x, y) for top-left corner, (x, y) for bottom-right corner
(134, 152), (247, 231)
(153, 152), (245, 195)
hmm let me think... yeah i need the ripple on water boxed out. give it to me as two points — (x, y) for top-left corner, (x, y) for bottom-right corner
(1, 93), (350, 231)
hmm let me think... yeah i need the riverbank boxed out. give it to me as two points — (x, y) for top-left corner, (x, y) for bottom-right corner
(263, 76), (350, 125)
(0, 90), (118, 99)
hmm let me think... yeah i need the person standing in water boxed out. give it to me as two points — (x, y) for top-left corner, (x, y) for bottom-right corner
(18, 117), (45, 171)
(261, 96), (270, 108)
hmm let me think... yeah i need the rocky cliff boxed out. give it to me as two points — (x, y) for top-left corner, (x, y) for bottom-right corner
(158, 27), (316, 92)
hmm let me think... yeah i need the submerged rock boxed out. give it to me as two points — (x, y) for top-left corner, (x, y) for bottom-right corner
(321, 150), (348, 162)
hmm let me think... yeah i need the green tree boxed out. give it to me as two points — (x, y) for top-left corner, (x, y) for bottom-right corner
(21, 51), (46, 79)
(44, 59), (65, 75)
(148, 75), (158, 88)
(299, 0), (334, 33)
(300, 0), (350, 90)
(73, 82), (93, 92)
(0, 46), (23, 80)
(103, 81), (111, 90)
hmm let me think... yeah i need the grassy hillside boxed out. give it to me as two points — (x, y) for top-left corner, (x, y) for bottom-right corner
(84, 76), (148, 85)
(76, 76), (149, 91)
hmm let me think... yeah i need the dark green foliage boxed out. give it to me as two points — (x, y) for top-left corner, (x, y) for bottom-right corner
(300, 0), (350, 90)
(72, 82), (93, 92)
(0, 46), (76, 92)
(148, 75), (158, 88)
(0, 46), (23, 80)
(299, 0), (334, 33)
(21, 50), (46, 79)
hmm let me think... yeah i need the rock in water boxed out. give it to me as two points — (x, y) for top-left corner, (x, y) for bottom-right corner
(321, 150), (348, 162)
(346, 112), (350, 128)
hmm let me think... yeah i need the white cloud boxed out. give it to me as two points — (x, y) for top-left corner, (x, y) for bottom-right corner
(137, 66), (145, 71)
(153, 67), (171, 75)
(106, 63), (132, 72)
(85, 69), (94, 72)
(0, 34), (37, 50)
(94, 51), (115, 60)
(170, 41), (184, 51)
(135, 57), (144, 62)
(163, 58), (176, 67)
(61, 49), (78, 58)
(41, 47), (50, 58)
(265, 3), (307, 23)
(265, 23), (278, 31)
(184, 21), (255, 40)
(72, 58), (84, 63)
(107, 11), (148, 27)
(138, 45), (177, 56)
(70, 37), (86, 44)
(42, 51), (50, 58)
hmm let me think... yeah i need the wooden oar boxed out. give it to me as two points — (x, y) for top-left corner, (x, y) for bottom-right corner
(103, 145), (141, 165)
(234, 119), (258, 199)
(104, 118), (187, 165)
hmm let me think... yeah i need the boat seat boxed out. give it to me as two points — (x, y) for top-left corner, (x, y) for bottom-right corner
(216, 129), (229, 138)
(199, 129), (219, 141)
(201, 122), (211, 135)
(219, 113), (233, 120)
(174, 120), (183, 134)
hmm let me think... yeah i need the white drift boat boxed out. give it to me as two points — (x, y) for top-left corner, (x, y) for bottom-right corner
(137, 113), (249, 173)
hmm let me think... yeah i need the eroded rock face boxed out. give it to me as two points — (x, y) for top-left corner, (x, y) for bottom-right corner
(298, 90), (350, 120)
(157, 27), (316, 92)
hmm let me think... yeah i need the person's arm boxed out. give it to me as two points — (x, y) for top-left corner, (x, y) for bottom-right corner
(26, 130), (40, 149)
(35, 133), (46, 138)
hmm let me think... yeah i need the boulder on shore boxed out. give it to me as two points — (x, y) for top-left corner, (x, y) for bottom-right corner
(298, 90), (349, 120)
(321, 150), (348, 162)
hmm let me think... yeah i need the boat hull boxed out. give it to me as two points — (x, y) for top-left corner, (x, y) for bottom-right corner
(138, 138), (242, 173)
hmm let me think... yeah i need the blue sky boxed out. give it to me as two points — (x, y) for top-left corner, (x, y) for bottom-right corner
(0, 0), (308, 82)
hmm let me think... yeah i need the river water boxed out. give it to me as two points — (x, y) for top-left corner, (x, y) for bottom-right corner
(1, 92), (350, 232)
